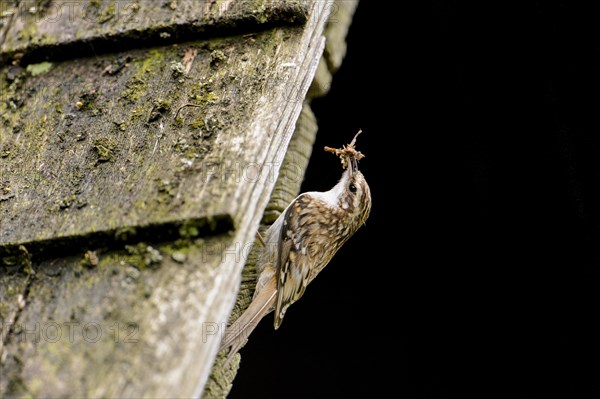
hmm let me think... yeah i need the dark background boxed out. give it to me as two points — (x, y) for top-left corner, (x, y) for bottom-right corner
(229, 2), (600, 398)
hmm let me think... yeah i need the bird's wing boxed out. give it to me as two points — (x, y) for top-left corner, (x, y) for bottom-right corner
(274, 195), (312, 329)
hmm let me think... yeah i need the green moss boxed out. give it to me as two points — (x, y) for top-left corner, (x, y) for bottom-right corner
(129, 103), (147, 119)
(37, 33), (58, 46)
(178, 223), (200, 239)
(98, 1), (116, 23)
(25, 62), (53, 77)
(114, 227), (137, 241)
(121, 49), (165, 103)
(92, 138), (117, 163)
(77, 90), (99, 112)
(204, 91), (219, 103)
(55, 194), (77, 210)
(17, 20), (38, 44)
(156, 179), (177, 203)
(157, 99), (172, 110)
(183, 87), (221, 131)
(141, 49), (165, 75)
(124, 243), (163, 270)
(190, 119), (204, 130)
(0, 142), (17, 159)
(189, 80), (219, 104)
(148, 98), (172, 122)
(121, 77), (145, 103)
(210, 50), (226, 69)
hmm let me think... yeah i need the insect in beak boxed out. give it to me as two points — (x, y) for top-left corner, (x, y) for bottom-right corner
(324, 129), (364, 179)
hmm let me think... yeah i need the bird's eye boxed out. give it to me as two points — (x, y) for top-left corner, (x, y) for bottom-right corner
(349, 183), (357, 193)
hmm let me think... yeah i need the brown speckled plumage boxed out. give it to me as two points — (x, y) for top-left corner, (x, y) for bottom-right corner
(221, 161), (371, 358)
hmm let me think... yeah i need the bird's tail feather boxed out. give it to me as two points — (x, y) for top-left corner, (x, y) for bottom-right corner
(220, 276), (277, 361)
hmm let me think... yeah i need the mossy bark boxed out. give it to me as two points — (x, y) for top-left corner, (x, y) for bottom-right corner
(0, 0), (311, 63)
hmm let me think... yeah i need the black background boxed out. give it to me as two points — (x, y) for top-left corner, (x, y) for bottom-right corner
(229, 2), (600, 398)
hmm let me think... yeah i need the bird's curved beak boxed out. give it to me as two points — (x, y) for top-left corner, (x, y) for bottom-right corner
(347, 156), (357, 177)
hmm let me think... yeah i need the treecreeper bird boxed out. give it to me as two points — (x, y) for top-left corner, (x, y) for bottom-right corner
(220, 131), (371, 359)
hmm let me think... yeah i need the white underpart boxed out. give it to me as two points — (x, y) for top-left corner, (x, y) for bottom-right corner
(305, 173), (347, 209)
